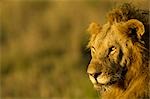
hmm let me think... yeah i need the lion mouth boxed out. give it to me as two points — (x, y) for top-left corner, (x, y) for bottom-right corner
(89, 73), (119, 91)
(89, 72), (121, 93)
(93, 80), (118, 93)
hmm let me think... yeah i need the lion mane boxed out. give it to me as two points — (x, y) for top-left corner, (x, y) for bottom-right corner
(87, 3), (149, 99)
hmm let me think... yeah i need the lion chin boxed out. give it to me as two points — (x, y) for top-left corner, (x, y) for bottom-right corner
(94, 84), (107, 92)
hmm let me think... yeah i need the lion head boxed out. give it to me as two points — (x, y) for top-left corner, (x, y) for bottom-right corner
(87, 3), (149, 99)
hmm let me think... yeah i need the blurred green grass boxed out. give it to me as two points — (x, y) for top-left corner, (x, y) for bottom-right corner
(0, 0), (148, 99)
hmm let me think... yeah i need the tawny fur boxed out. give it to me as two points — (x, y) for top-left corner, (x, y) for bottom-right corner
(87, 3), (149, 99)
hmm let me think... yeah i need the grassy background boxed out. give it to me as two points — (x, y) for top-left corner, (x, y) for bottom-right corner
(0, 0), (148, 99)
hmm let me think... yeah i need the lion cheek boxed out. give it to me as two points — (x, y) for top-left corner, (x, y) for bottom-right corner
(120, 56), (131, 68)
(97, 74), (111, 84)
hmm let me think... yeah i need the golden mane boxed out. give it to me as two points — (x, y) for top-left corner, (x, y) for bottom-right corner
(107, 3), (149, 48)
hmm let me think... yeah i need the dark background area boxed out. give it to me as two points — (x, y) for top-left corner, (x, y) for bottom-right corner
(0, 0), (149, 99)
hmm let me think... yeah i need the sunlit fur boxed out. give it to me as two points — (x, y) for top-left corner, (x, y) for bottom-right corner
(87, 3), (149, 99)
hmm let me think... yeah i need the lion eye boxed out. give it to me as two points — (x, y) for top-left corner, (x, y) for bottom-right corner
(109, 46), (117, 55)
(91, 46), (96, 53)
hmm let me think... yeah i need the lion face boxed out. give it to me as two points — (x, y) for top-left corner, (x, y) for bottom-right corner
(87, 19), (145, 92)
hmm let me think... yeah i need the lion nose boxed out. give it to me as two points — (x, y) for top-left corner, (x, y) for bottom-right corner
(87, 64), (102, 79)
(89, 72), (102, 79)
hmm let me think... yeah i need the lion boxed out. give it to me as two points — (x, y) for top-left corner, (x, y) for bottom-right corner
(86, 3), (149, 99)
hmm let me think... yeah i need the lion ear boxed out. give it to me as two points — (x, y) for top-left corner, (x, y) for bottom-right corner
(125, 19), (145, 40)
(87, 22), (101, 36)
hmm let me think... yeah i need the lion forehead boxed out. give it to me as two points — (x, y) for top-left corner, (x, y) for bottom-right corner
(94, 24), (122, 49)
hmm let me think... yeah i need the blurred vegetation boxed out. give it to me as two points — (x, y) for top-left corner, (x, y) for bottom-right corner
(0, 0), (148, 99)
